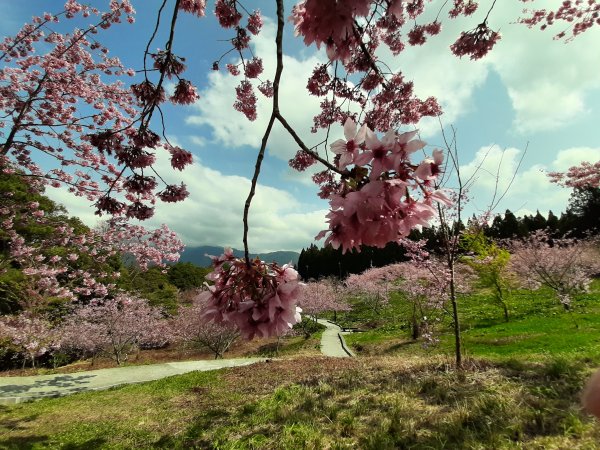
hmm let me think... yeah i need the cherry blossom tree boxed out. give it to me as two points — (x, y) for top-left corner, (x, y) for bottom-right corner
(346, 264), (405, 313)
(0, 1), (193, 219)
(0, 1), (193, 307)
(0, 171), (183, 304)
(0, 312), (58, 368)
(296, 277), (351, 336)
(392, 261), (448, 343)
(170, 297), (240, 359)
(59, 294), (168, 365)
(297, 278), (351, 317)
(509, 230), (600, 310)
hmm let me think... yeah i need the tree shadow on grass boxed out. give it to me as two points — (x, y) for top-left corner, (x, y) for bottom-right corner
(0, 374), (96, 401)
(0, 436), (107, 450)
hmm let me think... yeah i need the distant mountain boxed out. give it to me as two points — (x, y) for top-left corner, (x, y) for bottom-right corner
(179, 246), (300, 267)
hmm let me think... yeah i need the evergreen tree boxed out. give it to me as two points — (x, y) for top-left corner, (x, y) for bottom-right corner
(566, 187), (600, 236)
(547, 210), (559, 233)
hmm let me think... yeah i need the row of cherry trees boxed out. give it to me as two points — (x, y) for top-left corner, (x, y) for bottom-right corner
(0, 292), (244, 368)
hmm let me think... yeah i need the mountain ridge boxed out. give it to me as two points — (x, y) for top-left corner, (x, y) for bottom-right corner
(179, 246), (300, 267)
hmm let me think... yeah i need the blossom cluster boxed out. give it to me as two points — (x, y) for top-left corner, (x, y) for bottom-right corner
(210, 2), (267, 122)
(520, 0), (600, 40)
(311, 118), (451, 253)
(201, 248), (302, 340)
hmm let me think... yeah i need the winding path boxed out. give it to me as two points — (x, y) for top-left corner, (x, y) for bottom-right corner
(0, 321), (355, 404)
(316, 318), (355, 358)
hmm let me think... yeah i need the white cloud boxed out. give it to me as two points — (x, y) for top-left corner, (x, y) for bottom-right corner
(189, 135), (207, 147)
(46, 152), (328, 253)
(485, 2), (600, 133)
(186, 18), (331, 167)
(460, 145), (600, 217)
(552, 147), (600, 169)
(378, 1), (600, 135)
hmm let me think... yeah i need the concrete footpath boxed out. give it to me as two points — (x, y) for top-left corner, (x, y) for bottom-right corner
(0, 358), (264, 404)
(316, 318), (355, 358)
(0, 320), (355, 404)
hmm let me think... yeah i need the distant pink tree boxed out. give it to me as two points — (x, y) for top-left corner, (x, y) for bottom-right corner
(548, 161), (600, 189)
(296, 278), (351, 336)
(170, 297), (240, 359)
(346, 264), (406, 312)
(510, 231), (600, 310)
(0, 313), (58, 368)
(297, 278), (351, 317)
(59, 295), (168, 365)
(394, 262), (450, 342)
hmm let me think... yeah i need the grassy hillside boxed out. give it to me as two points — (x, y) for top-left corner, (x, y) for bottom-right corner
(2, 356), (600, 448)
(2, 282), (600, 448)
(342, 279), (600, 363)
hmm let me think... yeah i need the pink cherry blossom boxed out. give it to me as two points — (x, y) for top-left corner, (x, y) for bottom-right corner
(171, 79), (199, 105)
(330, 117), (367, 169)
(201, 250), (302, 340)
(179, 0), (206, 17)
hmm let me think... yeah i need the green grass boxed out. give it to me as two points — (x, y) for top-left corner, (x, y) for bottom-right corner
(2, 356), (600, 448)
(343, 279), (600, 362)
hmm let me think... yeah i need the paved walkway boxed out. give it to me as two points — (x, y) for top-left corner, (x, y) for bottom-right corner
(316, 318), (355, 357)
(0, 320), (355, 404)
(0, 358), (264, 404)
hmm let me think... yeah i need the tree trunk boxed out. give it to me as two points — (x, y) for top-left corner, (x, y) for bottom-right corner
(411, 303), (420, 340)
(449, 261), (462, 369)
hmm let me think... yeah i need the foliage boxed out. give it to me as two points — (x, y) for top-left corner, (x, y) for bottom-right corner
(120, 267), (180, 315)
(565, 187), (600, 237)
(0, 171), (183, 309)
(167, 262), (210, 291)
(461, 226), (517, 321)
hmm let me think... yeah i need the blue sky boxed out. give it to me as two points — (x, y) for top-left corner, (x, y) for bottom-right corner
(3, 0), (600, 252)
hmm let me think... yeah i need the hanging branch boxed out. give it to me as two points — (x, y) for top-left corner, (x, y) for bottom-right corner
(242, 0), (285, 266)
